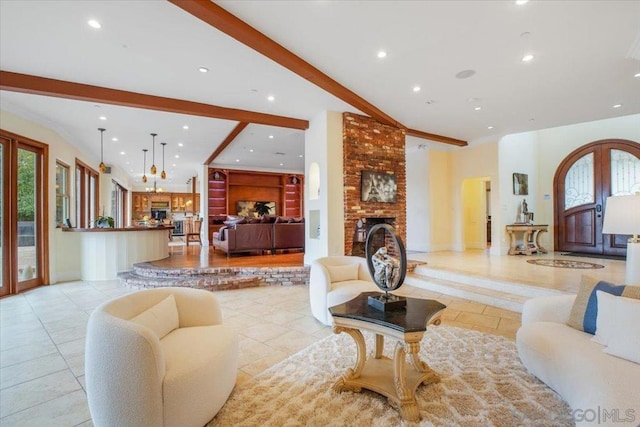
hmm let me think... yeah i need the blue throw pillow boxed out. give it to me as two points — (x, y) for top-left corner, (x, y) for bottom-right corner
(568, 276), (640, 334)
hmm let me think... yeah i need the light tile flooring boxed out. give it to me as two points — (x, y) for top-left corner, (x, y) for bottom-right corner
(0, 249), (627, 426)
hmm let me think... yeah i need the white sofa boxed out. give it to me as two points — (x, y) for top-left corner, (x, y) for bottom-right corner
(516, 295), (640, 426)
(309, 256), (379, 325)
(85, 287), (238, 427)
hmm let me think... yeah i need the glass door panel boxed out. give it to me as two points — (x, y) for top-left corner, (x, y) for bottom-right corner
(0, 140), (7, 297)
(17, 148), (38, 283)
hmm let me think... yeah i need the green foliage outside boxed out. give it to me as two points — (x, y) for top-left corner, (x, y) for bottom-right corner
(17, 149), (36, 221)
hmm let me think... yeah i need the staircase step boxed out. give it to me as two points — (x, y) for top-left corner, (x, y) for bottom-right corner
(413, 265), (566, 298)
(406, 266), (568, 313)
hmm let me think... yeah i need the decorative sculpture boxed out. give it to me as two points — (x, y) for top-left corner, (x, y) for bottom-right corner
(365, 223), (407, 311)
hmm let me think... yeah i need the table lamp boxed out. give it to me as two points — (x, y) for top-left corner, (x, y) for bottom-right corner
(602, 194), (640, 285)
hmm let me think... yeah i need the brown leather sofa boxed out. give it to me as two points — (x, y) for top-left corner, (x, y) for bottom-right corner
(273, 222), (304, 252)
(212, 218), (304, 256)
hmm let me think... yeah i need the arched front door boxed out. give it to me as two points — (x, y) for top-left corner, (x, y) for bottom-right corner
(554, 139), (640, 256)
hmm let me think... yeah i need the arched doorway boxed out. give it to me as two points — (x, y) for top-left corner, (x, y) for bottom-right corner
(554, 139), (640, 256)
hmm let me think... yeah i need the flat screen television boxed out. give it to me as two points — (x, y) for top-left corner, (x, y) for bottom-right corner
(151, 209), (167, 220)
(361, 170), (397, 203)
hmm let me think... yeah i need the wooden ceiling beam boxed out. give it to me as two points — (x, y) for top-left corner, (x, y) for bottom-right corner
(169, 0), (402, 129)
(405, 128), (467, 147)
(170, 0), (467, 147)
(0, 70), (309, 130)
(204, 121), (248, 165)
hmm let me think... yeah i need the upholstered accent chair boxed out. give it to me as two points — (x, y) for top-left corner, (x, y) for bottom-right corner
(309, 256), (379, 325)
(85, 287), (238, 427)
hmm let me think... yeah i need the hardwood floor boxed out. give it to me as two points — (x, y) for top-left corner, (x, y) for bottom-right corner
(153, 245), (304, 268)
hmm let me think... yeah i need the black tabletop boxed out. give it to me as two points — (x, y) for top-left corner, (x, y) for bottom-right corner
(329, 292), (447, 333)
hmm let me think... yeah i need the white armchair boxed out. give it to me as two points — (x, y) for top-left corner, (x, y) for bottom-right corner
(310, 256), (379, 325)
(85, 287), (238, 427)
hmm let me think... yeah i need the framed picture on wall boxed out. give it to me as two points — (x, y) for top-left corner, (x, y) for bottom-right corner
(513, 173), (529, 195)
(361, 170), (397, 203)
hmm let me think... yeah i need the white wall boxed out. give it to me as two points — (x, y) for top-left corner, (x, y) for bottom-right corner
(450, 142), (500, 253)
(304, 111), (344, 265)
(406, 146), (430, 251)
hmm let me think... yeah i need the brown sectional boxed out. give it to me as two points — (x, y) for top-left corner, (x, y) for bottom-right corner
(212, 219), (304, 256)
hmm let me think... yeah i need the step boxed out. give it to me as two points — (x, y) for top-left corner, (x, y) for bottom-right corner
(404, 273), (527, 312)
(413, 265), (567, 299)
(118, 270), (262, 291)
(405, 266), (569, 313)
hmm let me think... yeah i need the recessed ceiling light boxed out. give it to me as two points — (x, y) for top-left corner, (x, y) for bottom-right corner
(279, 163), (284, 166)
(236, 159), (240, 162)
(198, 67), (209, 73)
(474, 107), (482, 111)
(515, 0), (529, 5)
(269, 135), (274, 139)
(487, 126), (494, 129)
(635, 72), (640, 78)
(413, 86), (421, 92)
(120, 151), (125, 155)
(88, 19), (101, 29)
(612, 104), (622, 108)
(249, 149), (254, 153)
(175, 154), (180, 158)
(99, 116), (106, 121)
(183, 125), (189, 130)
(377, 50), (387, 59)
(522, 54), (534, 62)
(299, 154), (303, 158)
(172, 163), (176, 167)
(267, 95), (275, 102)
(178, 143), (184, 147)
(111, 137), (118, 141)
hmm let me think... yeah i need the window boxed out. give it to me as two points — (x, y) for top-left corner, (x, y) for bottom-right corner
(55, 161), (70, 227)
(75, 159), (99, 228)
(111, 180), (128, 228)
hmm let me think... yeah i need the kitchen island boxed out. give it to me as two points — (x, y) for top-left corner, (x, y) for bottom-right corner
(62, 226), (172, 280)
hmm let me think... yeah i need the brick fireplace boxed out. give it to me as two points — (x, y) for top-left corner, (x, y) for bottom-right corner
(342, 112), (406, 256)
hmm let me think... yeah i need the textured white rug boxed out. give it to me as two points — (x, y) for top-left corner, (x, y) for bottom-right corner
(209, 326), (573, 426)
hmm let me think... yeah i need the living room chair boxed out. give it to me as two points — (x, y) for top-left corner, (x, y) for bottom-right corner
(185, 218), (202, 246)
(85, 287), (238, 427)
(309, 256), (379, 325)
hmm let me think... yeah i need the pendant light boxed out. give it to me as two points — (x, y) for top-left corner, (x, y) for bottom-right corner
(160, 142), (167, 179)
(150, 133), (157, 175)
(98, 128), (107, 173)
(142, 149), (148, 183)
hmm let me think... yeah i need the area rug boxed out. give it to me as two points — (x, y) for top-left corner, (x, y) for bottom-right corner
(208, 326), (573, 426)
(527, 259), (604, 269)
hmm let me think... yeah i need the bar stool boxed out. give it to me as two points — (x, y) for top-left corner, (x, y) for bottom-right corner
(185, 218), (203, 246)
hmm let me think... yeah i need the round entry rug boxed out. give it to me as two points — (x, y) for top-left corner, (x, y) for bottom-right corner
(527, 259), (604, 269)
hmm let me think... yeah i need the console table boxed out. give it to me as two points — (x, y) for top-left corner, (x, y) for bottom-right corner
(329, 292), (446, 421)
(506, 224), (549, 255)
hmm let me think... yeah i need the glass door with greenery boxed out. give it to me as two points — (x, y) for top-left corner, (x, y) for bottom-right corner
(0, 130), (49, 296)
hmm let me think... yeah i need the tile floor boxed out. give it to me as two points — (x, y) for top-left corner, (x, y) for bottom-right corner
(0, 276), (524, 426)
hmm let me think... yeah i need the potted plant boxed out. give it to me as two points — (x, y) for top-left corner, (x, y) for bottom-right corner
(95, 215), (115, 228)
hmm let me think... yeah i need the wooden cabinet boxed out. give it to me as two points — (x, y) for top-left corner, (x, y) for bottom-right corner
(170, 193), (200, 213)
(132, 193), (150, 219)
(283, 175), (303, 218)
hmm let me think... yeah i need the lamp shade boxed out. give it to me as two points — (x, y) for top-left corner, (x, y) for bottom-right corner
(602, 195), (640, 236)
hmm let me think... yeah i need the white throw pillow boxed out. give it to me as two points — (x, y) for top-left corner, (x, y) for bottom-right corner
(326, 264), (360, 283)
(130, 294), (179, 339)
(592, 290), (618, 345)
(602, 295), (640, 364)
